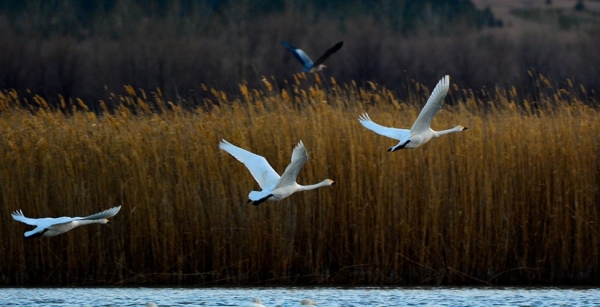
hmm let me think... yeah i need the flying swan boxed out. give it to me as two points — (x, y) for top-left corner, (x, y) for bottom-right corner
(281, 41), (343, 72)
(11, 206), (122, 238)
(358, 75), (467, 151)
(219, 139), (335, 206)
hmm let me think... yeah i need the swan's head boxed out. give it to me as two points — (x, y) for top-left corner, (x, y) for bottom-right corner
(252, 298), (263, 304)
(101, 218), (110, 224)
(324, 179), (336, 186)
(301, 299), (317, 305)
(456, 125), (467, 131)
(146, 302), (158, 307)
(311, 64), (326, 72)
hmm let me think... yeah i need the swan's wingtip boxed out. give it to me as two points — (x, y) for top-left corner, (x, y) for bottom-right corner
(11, 209), (25, 217)
(358, 113), (371, 121)
(218, 139), (232, 148)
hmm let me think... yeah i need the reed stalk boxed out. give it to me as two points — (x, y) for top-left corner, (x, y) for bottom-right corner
(0, 76), (598, 286)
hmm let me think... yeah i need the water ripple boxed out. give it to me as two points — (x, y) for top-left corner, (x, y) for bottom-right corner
(1, 287), (598, 306)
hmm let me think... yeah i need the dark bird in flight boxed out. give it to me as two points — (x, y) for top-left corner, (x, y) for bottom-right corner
(281, 41), (343, 72)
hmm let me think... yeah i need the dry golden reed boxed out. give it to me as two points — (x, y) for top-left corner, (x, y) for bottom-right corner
(0, 76), (598, 286)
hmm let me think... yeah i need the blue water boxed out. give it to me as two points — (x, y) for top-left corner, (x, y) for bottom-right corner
(1, 287), (599, 306)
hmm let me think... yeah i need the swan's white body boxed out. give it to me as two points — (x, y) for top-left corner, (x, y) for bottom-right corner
(241, 298), (267, 307)
(359, 75), (467, 151)
(300, 299), (317, 306)
(219, 139), (335, 206)
(281, 41), (343, 72)
(11, 206), (121, 238)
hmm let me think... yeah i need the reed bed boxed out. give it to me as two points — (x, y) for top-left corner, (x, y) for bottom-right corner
(0, 75), (599, 286)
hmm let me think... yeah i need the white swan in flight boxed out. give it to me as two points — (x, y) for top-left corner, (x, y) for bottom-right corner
(359, 75), (467, 151)
(281, 41), (343, 72)
(11, 206), (122, 238)
(241, 298), (267, 307)
(300, 299), (317, 306)
(219, 139), (335, 206)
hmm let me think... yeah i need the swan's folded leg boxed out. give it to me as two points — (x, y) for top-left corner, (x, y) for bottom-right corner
(250, 194), (273, 206)
(389, 140), (411, 152)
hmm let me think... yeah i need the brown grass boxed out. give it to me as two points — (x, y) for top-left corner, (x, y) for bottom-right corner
(0, 75), (599, 286)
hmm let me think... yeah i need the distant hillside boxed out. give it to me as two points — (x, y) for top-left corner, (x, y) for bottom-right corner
(0, 0), (502, 36)
(0, 0), (599, 103)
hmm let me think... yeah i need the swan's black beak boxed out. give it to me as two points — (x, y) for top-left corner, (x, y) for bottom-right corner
(331, 180), (336, 185)
(106, 219), (111, 224)
(463, 126), (468, 130)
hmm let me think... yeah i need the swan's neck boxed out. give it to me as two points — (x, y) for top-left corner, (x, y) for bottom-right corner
(299, 180), (330, 191)
(434, 127), (462, 137)
(73, 219), (105, 226)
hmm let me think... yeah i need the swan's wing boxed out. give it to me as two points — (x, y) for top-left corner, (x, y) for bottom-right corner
(312, 41), (343, 67)
(12, 210), (77, 226)
(410, 75), (450, 134)
(219, 139), (280, 189)
(42, 217), (74, 227)
(11, 210), (40, 226)
(24, 225), (48, 237)
(22, 216), (75, 237)
(276, 141), (308, 188)
(281, 41), (313, 69)
(77, 206), (121, 220)
(358, 113), (410, 142)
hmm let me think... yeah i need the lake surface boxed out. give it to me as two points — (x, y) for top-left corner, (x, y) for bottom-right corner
(1, 287), (598, 306)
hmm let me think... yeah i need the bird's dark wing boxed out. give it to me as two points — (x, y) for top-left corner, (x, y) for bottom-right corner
(312, 41), (343, 67)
